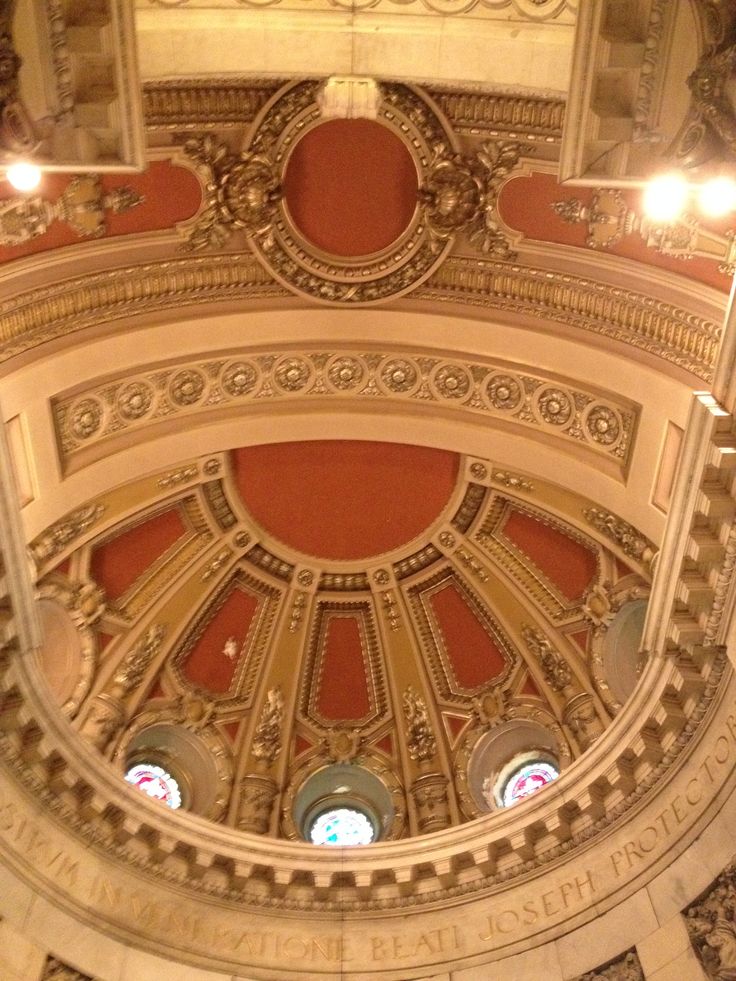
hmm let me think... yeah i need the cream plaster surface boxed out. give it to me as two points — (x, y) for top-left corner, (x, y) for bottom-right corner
(134, 9), (573, 92)
(0, 308), (690, 545)
(554, 887), (659, 978)
(0, 657), (734, 979)
(637, 914), (702, 977)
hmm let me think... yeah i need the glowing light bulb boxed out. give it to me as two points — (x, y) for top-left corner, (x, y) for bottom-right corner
(698, 177), (736, 218)
(642, 174), (688, 223)
(6, 162), (42, 192)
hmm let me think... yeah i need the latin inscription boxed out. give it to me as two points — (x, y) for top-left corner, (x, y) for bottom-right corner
(0, 705), (736, 970)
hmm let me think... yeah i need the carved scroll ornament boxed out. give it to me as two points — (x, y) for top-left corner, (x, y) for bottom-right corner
(0, 175), (143, 247)
(179, 81), (520, 305)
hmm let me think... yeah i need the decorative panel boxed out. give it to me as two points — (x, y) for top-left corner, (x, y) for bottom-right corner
(409, 570), (515, 702)
(301, 601), (385, 730)
(90, 505), (187, 601)
(179, 583), (260, 694)
(499, 505), (599, 602)
(477, 496), (601, 619)
(52, 350), (638, 471)
(173, 571), (281, 706)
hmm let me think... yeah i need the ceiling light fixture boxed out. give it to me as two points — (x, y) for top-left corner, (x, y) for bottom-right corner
(642, 173), (688, 223)
(5, 162), (42, 192)
(697, 177), (736, 218)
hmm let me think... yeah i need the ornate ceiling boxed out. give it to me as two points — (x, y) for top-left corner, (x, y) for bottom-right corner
(1, 2), (736, 979)
(33, 440), (650, 838)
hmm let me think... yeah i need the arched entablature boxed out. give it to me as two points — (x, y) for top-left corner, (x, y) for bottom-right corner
(1, 306), (692, 546)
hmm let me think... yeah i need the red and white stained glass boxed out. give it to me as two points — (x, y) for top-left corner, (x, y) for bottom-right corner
(125, 763), (182, 809)
(502, 761), (558, 807)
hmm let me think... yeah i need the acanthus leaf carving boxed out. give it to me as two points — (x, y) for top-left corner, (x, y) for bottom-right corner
(418, 139), (523, 258)
(403, 685), (437, 762)
(687, 855), (736, 979)
(252, 686), (284, 766)
(181, 135), (281, 252)
(574, 949), (643, 981)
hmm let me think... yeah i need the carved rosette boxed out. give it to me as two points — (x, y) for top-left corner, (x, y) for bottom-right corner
(182, 81), (461, 305)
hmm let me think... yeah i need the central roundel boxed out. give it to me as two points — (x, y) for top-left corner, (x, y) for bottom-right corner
(282, 119), (419, 257)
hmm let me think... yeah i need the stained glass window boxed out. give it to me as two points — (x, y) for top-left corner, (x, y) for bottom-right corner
(501, 760), (558, 807)
(125, 762), (182, 809)
(309, 806), (375, 846)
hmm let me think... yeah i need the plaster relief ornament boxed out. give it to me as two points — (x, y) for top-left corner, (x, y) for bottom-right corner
(687, 43), (736, 158)
(582, 581), (617, 630)
(687, 858), (736, 979)
(31, 503), (106, 566)
(324, 728), (361, 763)
(419, 140), (523, 258)
(0, 11), (36, 158)
(403, 685), (437, 763)
(563, 693), (604, 751)
(473, 687), (506, 725)
(181, 81), (472, 304)
(583, 507), (656, 568)
(575, 949), (643, 981)
(523, 625), (573, 693)
(79, 625), (166, 752)
(252, 686), (284, 767)
(181, 134), (282, 252)
(552, 187), (736, 275)
(0, 175), (143, 247)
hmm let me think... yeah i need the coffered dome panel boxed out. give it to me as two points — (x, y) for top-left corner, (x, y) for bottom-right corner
(29, 439), (651, 852)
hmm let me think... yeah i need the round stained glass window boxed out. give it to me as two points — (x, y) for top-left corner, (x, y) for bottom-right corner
(501, 760), (559, 807)
(309, 806), (375, 846)
(125, 762), (182, 809)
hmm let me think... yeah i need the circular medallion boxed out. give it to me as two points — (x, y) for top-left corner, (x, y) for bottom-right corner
(486, 373), (523, 412)
(536, 387), (573, 426)
(273, 357), (312, 393)
(378, 356), (420, 395)
(221, 361), (258, 398)
(283, 119), (418, 258)
(117, 381), (154, 422)
(69, 398), (104, 440)
(169, 369), (206, 407)
(240, 81), (459, 306)
(326, 355), (366, 392)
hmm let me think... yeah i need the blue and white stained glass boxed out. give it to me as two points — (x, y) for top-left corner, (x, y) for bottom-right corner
(309, 807), (375, 846)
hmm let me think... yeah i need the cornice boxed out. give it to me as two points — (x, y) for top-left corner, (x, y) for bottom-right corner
(0, 253), (720, 381)
(141, 76), (566, 143)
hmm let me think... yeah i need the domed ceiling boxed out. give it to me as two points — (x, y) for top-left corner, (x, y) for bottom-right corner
(33, 439), (650, 840)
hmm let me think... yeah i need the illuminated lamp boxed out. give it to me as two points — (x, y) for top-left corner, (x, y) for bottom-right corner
(642, 173), (688, 223)
(6, 162), (42, 192)
(698, 177), (736, 218)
